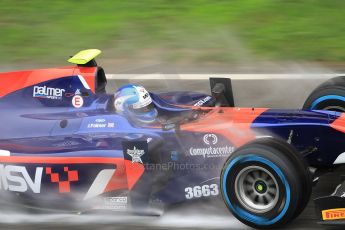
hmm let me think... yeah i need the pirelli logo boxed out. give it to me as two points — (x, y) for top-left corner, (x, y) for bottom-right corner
(322, 208), (345, 220)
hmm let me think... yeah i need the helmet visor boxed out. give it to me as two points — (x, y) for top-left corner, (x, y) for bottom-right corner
(129, 102), (155, 114)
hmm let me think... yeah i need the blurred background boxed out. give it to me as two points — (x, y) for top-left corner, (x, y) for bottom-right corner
(1, 0), (345, 73)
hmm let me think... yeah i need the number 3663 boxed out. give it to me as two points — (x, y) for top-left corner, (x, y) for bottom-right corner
(185, 184), (219, 199)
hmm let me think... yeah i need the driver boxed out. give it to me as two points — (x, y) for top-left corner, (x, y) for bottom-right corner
(114, 84), (158, 123)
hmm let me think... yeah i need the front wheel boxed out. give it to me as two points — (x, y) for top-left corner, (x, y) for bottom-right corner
(220, 138), (311, 229)
(303, 76), (345, 111)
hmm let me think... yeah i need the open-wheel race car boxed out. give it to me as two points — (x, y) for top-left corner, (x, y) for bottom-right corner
(2, 49), (345, 228)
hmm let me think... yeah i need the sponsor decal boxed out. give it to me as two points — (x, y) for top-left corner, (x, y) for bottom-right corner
(75, 89), (81, 95)
(194, 96), (212, 106)
(122, 141), (148, 164)
(203, 133), (218, 145)
(104, 196), (128, 204)
(103, 205), (127, 211)
(189, 134), (234, 158)
(185, 184), (219, 199)
(189, 146), (234, 158)
(65, 89), (82, 98)
(322, 208), (345, 221)
(127, 146), (145, 164)
(46, 166), (79, 193)
(33, 86), (65, 100)
(0, 165), (78, 194)
(132, 86), (152, 109)
(0, 164), (43, 193)
(104, 196), (128, 209)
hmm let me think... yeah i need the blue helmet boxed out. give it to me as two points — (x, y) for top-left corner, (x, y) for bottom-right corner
(114, 84), (158, 123)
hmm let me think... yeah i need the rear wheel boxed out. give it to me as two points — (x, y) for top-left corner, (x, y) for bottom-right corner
(303, 76), (345, 111)
(220, 138), (311, 229)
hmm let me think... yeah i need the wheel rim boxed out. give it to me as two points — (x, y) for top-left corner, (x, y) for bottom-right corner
(234, 165), (280, 213)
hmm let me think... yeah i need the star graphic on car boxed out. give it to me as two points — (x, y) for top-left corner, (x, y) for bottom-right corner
(127, 146), (145, 164)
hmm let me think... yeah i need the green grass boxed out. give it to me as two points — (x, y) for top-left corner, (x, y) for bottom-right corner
(1, 0), (345, 65)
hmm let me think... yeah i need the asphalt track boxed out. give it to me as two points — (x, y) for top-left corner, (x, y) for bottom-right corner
(1, 75), (345, 230)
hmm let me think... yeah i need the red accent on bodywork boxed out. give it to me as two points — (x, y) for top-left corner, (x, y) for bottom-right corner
(181, 107), (268, 147)
(0, 156), (119, 164)
(46, 166), (79, 193)
(103, 161), (128, 192)
(125, 160), (145, 190)
(331, 113), (345, 133)
(0, 66), (97, 98)
(104, 161), (145, 192)
(73, 66), (98, 91)
(59, 181), (71, 193)
(0, 143), (66, 153)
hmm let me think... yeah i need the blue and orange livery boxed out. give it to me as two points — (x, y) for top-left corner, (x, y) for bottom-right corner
(1, 49), (345, 228)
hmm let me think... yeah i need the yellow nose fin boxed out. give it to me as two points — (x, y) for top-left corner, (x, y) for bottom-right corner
(68, 49), (102, 65)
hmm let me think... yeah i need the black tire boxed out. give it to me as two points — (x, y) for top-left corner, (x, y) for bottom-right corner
(303, 76), (345, 111)
(268, 139), (312, 221)
(220, 138), (312, 229)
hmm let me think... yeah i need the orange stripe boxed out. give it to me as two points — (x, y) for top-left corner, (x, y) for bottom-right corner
(0, 156), (120, 164)
(73, 66), (97, 92)
(0, 66), (97, 98)
(331, 113), (345, 133)
(181, 107), (268, 147)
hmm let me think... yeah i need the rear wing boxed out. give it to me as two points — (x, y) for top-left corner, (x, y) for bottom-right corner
(68, 49), (101, 67)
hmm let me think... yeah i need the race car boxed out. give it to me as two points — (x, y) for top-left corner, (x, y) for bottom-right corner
(1, 49), (345, 228)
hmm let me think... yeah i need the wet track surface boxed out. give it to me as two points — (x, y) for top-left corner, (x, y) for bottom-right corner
(2, 76), (345, 229)
(0, 172), (343, 230)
